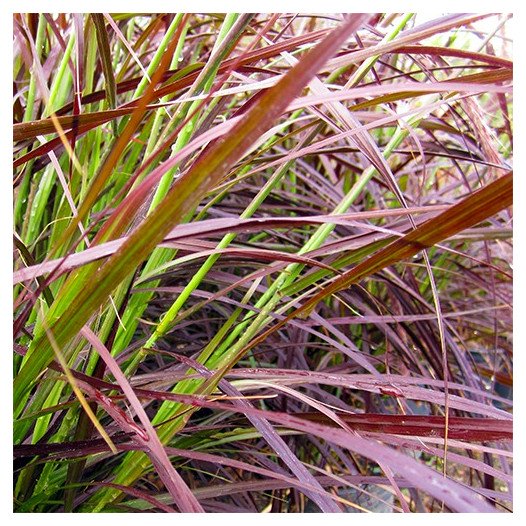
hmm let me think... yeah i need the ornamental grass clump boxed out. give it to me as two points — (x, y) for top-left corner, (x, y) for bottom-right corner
(13, 13), (512, 513)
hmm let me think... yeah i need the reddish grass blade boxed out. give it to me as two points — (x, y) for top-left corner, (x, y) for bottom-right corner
(91, 14), (116, 112)
(297, 413), (512, 441)
(13, 205), (448, 284)
(92, 482), (176, 513)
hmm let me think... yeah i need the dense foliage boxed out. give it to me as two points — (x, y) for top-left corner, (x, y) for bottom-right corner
(13, 13), (512, 513)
